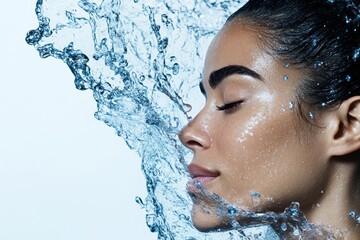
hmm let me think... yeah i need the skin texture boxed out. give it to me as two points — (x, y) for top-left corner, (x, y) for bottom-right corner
(179, 22), (360, 239)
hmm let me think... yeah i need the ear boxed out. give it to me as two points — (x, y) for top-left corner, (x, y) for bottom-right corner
(328, 96), (360, 157)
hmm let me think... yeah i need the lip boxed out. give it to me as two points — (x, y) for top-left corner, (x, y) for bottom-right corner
(187, 163), (220, 193)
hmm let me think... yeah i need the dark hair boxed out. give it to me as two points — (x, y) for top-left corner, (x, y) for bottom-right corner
(227, 0), (360, 118)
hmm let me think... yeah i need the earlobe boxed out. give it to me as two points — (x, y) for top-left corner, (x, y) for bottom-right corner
(328, 96), (360, 157)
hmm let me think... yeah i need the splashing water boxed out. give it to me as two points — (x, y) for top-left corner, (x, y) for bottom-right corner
(25, 0), (346, 239)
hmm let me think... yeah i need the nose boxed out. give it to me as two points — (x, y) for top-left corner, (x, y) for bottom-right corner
(178, 113), (212, 152)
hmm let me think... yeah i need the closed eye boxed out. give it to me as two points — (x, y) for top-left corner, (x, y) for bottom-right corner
(216, 100), (244, 112)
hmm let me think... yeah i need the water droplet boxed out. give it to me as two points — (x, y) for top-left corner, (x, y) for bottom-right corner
(25, 29), (43, 45)
(349, 211), (356, 218)
(178, 214), (189, 221)
(161, 14), (168, 22)
(346, 75), (351, 82)
(146, 214), (158, 232)
(135, 196), (145, 208)
(289, 208), (300, 217)
(169, 56), (176, 62)
(353, 48), (360, 61)
(283, 75), (289, 81)
(312, 203), (320, 208)
(172, 63), (179, 75)
(327, 0), (335, 3)
(139, 75), (145, 82)
(288, 101), (295, 110)
(183, 103), (192, 113)
(280, 223), (287, 231)
(158, 38), (168, 52)
(312, 39), (318, 46)
(345, 15), (351, 24)
(251, 192), (261, 198)
(314, 61), (324, 68)
(321, 102), (327, 107)
(227, 206), (237, 216)
(284, 63), (290, 68)
(308, 112), (314, 119)
(281, 105), (286, 112)
(293, 229), (300, 236)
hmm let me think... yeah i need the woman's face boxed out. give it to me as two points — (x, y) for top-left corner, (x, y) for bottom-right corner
(179, 23), (333, 231)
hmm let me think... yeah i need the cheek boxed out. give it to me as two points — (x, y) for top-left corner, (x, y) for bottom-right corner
(215, 109), (319, 205)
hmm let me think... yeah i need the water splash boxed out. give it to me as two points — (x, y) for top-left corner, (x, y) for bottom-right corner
(25, 0), (343, 239)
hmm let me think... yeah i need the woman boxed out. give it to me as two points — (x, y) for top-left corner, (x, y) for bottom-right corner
(179, 0), (360, 238)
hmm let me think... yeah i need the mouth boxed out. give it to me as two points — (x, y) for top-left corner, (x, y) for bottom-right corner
(187, 163), (220, 193)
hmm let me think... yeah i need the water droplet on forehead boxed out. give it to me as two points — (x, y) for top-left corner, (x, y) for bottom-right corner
(283, 75), (289, 81)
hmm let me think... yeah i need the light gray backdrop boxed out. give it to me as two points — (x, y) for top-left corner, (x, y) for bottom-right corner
(0, 1), (156, 239)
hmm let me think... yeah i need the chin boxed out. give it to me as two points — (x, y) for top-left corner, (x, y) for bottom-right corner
(191, 204), (228, 232)
(190, 196), (279, 232)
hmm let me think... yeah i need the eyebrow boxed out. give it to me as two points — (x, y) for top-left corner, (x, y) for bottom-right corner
(199, 65), (263, 94)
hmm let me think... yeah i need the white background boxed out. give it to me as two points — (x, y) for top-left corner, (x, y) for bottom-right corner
(0, 1), (156, 239)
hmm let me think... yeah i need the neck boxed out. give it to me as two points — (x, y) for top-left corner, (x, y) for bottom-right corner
(304, 159), (360, 239)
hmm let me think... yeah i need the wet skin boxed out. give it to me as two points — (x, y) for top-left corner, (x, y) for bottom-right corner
(179, 22), (334, 231)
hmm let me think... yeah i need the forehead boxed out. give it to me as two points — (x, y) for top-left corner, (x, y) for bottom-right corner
(203, 23), (274, 82)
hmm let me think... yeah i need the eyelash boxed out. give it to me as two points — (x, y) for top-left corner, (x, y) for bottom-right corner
(216, 100), (244, 112)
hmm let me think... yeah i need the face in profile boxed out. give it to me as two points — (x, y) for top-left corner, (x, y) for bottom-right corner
(179, 22), (333, 231)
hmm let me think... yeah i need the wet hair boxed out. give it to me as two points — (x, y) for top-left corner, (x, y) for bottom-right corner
(227, 0), (360, 117)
